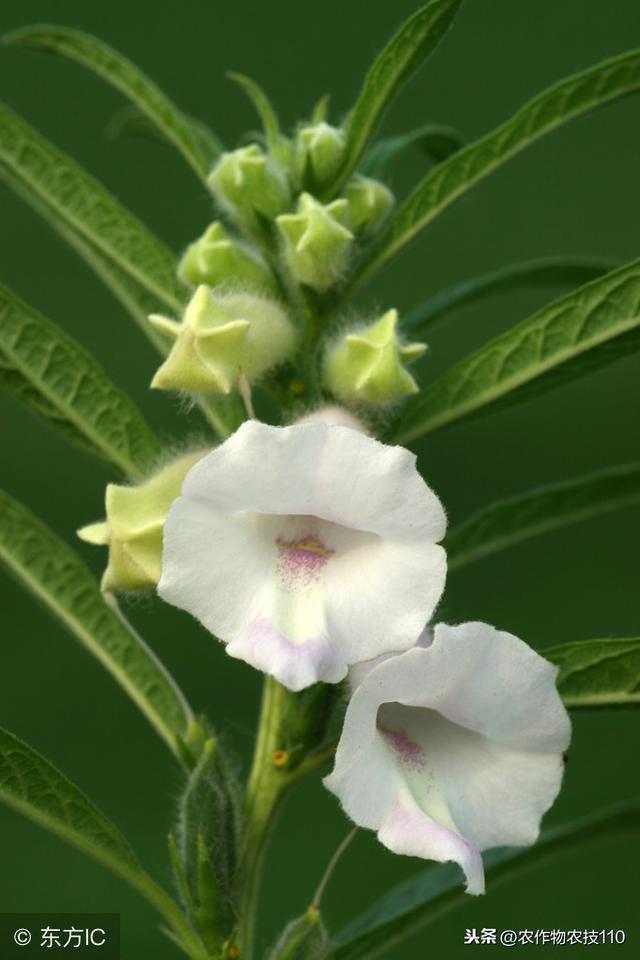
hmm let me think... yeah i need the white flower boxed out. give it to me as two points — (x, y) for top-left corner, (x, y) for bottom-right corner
(324, 622), (571, 894)
(158, 418), (447, 691)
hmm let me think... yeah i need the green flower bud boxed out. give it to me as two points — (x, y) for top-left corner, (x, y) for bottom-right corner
(178, 222), (275, 293)
(267, 907), (328, 960)
(77, 450), (206, 592)
(208, 144), (290, 229)
(277, 193), (353, 292)
(323, 308), (427, 406)
(344, 174), (394, 234)
(149, 285), (297, 395)
(175, 737), (240, 944)
(295, 121), (345, 187)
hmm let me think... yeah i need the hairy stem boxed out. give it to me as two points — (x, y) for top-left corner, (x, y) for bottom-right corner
(234, 677), (293, 957)
(233, 676), (339, 958)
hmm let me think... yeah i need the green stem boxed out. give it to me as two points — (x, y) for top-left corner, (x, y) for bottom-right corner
(234, 677), (293, 958)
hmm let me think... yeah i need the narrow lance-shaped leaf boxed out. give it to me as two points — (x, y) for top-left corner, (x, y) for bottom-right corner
(0, 100), (184, 312)
(393, 258), (640, 444)
(0, 727), (205, 956)
(355, 48), (640, 287)
(0, 167), (234, 439)
(228, 72), (285, 159)
(0, 726), (140, 877)
(361, 122), (464, 179)
(0, 489), (193, 758)
(0, 283), (162, 479)
(333, 800), (640, 960)
(328, 0), (462, 193)
(546, 638), (640, 708)
(403, 256), (617, 335)
(107, 104), (223, 162)
(3, 25), (217, 180)
(447, 463), (640, 570)
(0, 166), (172, 355)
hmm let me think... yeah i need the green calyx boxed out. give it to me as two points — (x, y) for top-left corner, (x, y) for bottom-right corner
(295, 121), (345, 188)
(344, 174), (394, 234)
(277, 192), (354, 292)
(208, 144), (291, 230)
(324, 308), (427, 406)
(149, 285), (298, 395)
(77, 449), (207, 592)
(178, 222), (276, 293)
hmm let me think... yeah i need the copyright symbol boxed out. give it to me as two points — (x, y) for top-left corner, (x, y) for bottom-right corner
(500, 929), (517, 947)
(14, 928), (31, 946)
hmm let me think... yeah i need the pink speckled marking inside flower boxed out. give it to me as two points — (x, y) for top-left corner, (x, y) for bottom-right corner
(378, 723), (425, 769)
(276, 534), (334, 580)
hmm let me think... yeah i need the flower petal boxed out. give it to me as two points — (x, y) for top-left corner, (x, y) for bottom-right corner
(326, 621), (570, 889)
(160, 419), (447, 688)
(379, 793), (485, 895)
(325, 540), (445, 663)
(179, 420), (446, 541)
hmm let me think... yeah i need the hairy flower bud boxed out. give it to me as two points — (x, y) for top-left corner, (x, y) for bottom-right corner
(149, 286), (297, 395)
(178, 222), (275, 292)
(77, 450), (206, 592)
(277, 193), (353, 292)
(295, 121), (345, 187)
(323, 309), (426, 406)
(208, 144), (291, 230)
(267, 907), (328, 960)
(344, 174), (394, 234)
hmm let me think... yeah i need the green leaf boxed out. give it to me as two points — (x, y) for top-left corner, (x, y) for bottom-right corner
(0, 283), (162, 479)
(0, 489), (193, 757)
(356, 48), (640, 286)
(361, 123), (464, 179)
(3, 25), (216, 180)
(329, 0), (462, 192)
(403, 256), (618, 335)
(311, 94), (331, 124)
(0, 729), (140, 877)
(0, 100), (184, 312)
(107, 104), (223, 163)
(447, 463), (640, 570)
(333, 800), (640, 960)
(228, 72), (284, 158)
(0, 149), (237, 441)
(0, 726), (206, 956)
(0, 165), (172, 356)
(546, 638), (640, 708)
(393, 258), (640, 444)
(0, 167), (234, 440)
(0, 725), (141, 875)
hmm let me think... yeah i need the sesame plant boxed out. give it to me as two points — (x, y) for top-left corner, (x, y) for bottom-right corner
(1, 2), (640, 959)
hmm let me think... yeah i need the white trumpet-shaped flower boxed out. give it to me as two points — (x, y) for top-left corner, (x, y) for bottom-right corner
(158, 418), (447, 691)
(325, 622), (571, 894)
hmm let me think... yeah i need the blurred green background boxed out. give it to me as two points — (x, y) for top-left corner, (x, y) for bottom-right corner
(1, 0), (639, 956)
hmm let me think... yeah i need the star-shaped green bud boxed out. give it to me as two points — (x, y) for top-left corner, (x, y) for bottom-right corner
(149, 285), (297, 395)
(295, 121), (345, 187)
(178, 221), (275, 292)
(277, 192), (354, 292)
(344, 175), (394, 235)
(208, 144), (291, 230)
(77, 450), (206, 592)
(323, 309), (427, 406)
